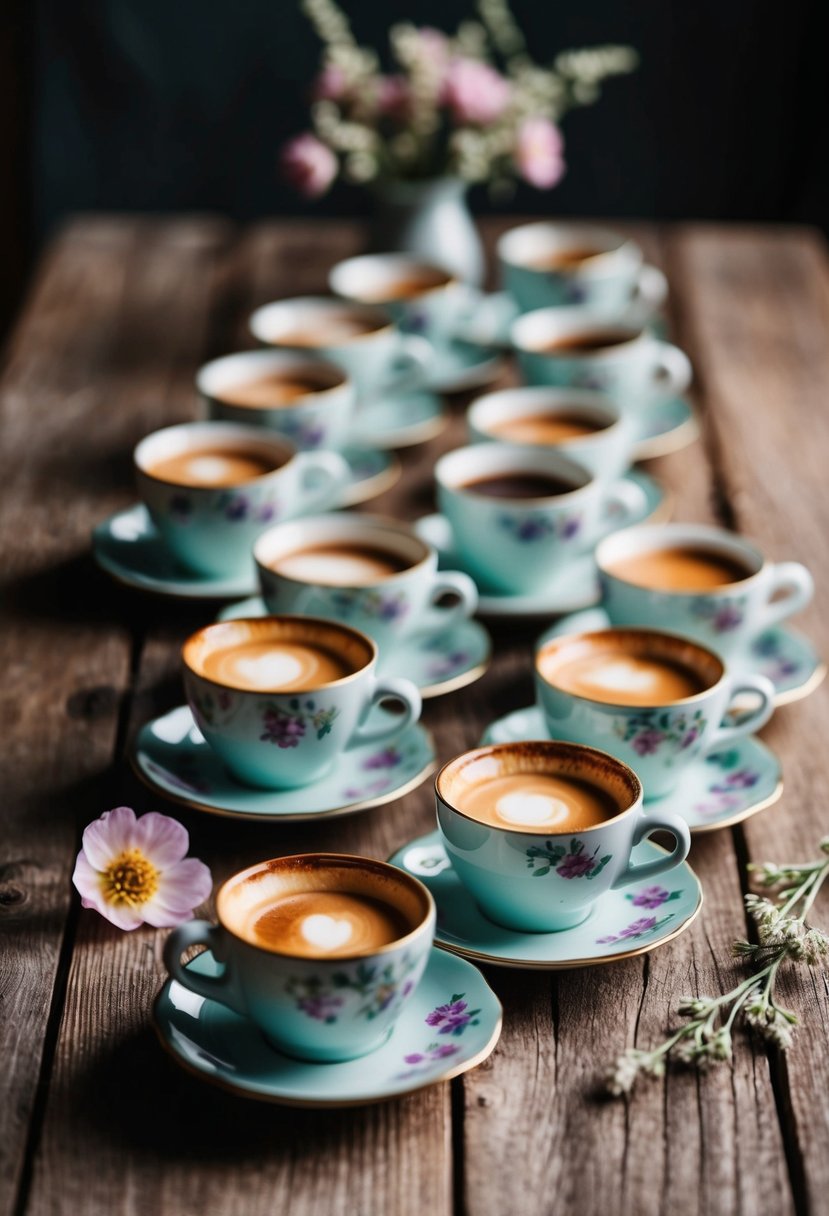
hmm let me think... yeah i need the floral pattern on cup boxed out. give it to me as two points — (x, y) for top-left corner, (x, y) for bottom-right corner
(751, 632), (802, 684)
(692, 748), (763, 818)
(260, 697), (340, 748)
(398, 993), (482, 1077)
(169, 490), (280, 526)
(690, 596), (746, 634)
(497, 512), (583, 544)
(613, 707), (708, 758)
(189, 687), (239, 729)
(329, 588), (411, 623)
(285, 952), (419, 1024)
(596, 909), (678, 945)
(525, 838), (612, 879)
(341, 738), (425, 801)
(275, 416), (327, 450)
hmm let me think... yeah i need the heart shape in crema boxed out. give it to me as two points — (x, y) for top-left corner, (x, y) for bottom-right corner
(233, 652), (304, 688)
(495, 791), (570, 828)
(300, 913), (354, 951)
(582, 659), (660, 695)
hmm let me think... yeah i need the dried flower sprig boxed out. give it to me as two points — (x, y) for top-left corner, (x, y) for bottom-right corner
(605, 839), (829, 1096)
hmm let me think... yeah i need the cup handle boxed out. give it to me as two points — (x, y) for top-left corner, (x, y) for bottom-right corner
(651, 342), (692, 396)
(163, 920), (247, 1016)
(760, 561), (814, 631)
(593, 478), (648, 543)
(611, 808), (691, 890)
(703, 673), (776, 754)
(293, 450), (351, 514)
(419, 570), (478, 633)
(632, 264), (669, 312)
(376, 334), (432, 397)
(348, 676), (422, 748)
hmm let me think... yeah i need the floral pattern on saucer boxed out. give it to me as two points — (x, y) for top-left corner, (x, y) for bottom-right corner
(389, 831), (703, 971)
(397, 994), (482, 1078)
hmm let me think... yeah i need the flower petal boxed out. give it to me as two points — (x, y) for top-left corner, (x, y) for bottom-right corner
(153, 858), (213, 915)
(132, 812), (190, 868)
(81, 806), (138, 871)
(72, 850), (103, 904)
(100, 901), (147, 931)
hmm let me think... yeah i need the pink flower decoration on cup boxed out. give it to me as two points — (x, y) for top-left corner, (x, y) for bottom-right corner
(72, 806), (212, 931)
(515, 116), (566, 189)
(443, 58), (511, 126)
(281, 133), (338, 198)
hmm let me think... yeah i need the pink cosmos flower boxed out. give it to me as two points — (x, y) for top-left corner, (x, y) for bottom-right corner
(443, 58), (511, 126)
(72, 806), (212, 931)
(312, 64), (349, 102)
(515, 116), (566, 189)
(281, 133), (338, 198)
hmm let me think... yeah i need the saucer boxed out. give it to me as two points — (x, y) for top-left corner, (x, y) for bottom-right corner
(413, 469), (671, 619)
(480, 705), (782, 833)
(338, 445), (401, 505)
(390, 831), (703, 970)
(153, 944), (502, 1106)
(630, 396), (699, 460)
(423, 338), (503, 393)
(351, 390), (447, 449)
(215, 602), (491, 699)
(454, 288), (670, 351)
(537, 611), (826, 707)
(131, 704), (436, 821)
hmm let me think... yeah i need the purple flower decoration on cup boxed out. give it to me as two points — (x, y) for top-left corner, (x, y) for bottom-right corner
(261, 709), (306, 748)
(632, 728), (664, 756)
(557, 851), (597, 879)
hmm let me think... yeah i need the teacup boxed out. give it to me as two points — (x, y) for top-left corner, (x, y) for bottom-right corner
(134, 422), (349, 578)
(197, 350), (356, 451)
(434, 443), (647, 595)
(466, 387), (637, 482)
(511, 308), (692, 405)
(182, 616), (422, 789)
(248, 296), (431, 403)
(254, 513), (478, 653)
(597, 523), (814, 661)
(498, 221), (668, 316)
(535, 627), (776, 800)
(435, 740), (690, 932)
(163, 853), (435, 1062)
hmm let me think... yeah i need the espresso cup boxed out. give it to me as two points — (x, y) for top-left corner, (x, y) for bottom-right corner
(254, 513), (478, 653)
(511, 308), (692, 406)
(197, 350), (356, 452)
(435, 741), (690, 932)
(163, 854), (435, 1062)
(435, 444), (647, 595)
(535, 628), (776, 800)
(466, 387), (637, 482)
(134, 422), (349, 578)
(498, 221), (668, 316)
(596, 522), (814, 660)
(182, 616), (422, 789)
(248, 296), (431, 403)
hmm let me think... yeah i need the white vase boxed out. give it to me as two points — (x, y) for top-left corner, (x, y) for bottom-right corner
(368, 177), (485, 287)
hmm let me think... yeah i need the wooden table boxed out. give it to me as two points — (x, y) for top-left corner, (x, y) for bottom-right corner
(3, 216), (829, 1216)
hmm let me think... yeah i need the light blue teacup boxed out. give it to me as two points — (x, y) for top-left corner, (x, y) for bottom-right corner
(163, 853), (435, 1062)
(435, 740), (690, 932)
(134, 422), (349, 579)
(596, 522), (814, 662)
(254, 513), (477, 656)
(435, 443), (647, 595)
(535, 627), (776, 800)
(466, 387), (638, 482)
(182, 616), (422, 790)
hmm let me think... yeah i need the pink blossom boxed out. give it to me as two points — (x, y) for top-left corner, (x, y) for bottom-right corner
(377, 75), (411, 121)
(515, 116), (566, 189)
(417, 27), (451, 75)
(72, 806), (212, 931)
(312, 65), (349, 102)
(443, 58), (511, 126)
(281, 133), (338, 198)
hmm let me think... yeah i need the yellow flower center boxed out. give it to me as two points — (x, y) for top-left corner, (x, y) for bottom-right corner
(100, 848), (159, 907)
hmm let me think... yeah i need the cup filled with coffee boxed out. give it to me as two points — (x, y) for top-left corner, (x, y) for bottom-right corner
(134, 422), (350, 578)
(511, 307), (692, 405)
(254, 512), (477, 654)
(535, 627), (776, 800)
(435, 740), (690, 932)
(434, 443), (647, 595)
(197, 350), (356, 452)
(182, 616), (422, 789)
(248, 295), (431, 403)
(497, 221), (668, 316)
(596, 522), (814, 660)
(163, 853), (435, 1061)
(466, 386), (637, 482)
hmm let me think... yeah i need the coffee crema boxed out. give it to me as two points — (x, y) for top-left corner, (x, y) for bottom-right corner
(460, 471), (576, 499)
(244, 890), (410, 957)
(272, 543), (410, 586)
(525, 246), (605, 272)
(531, 331), (634, 355)
(357, 268), (452, 303)
(271, 316), (385, 348)
(216, 372), (335, 409)
(147, 446), (281, 487)
(200, 638), (355, 691)
(457, 772), (618, 832)
(488, 413), (606, 445)
(606, 546), (751, 592)
(539, 648), (706, 706)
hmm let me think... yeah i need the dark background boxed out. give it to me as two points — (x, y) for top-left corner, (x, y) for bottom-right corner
(3, 0), (829, 333)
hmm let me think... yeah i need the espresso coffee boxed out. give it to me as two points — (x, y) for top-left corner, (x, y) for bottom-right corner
(458, 772), (618, 832)
(532, 331), (634, 354)
(539, 647), (706, 706)
(200, 638), (355, 691)
(358, 268), (452, 303)
(271, 316), (385, 348)
(243, 890), (411, 957)
(273, 543), (410, 586)
(147, 446), (281, 487)
(526, 247), (604, 272)
(216, 372), (335, 408)
(461, 471), (576, 499)
(607, 546), (751, 592)
(488, 413), (606, 445)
